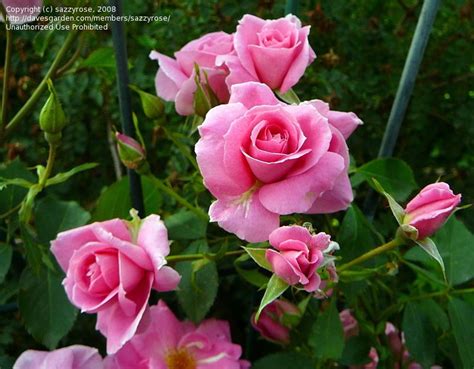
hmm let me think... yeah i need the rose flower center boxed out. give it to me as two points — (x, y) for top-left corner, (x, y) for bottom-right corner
(165, 349), (196, 369)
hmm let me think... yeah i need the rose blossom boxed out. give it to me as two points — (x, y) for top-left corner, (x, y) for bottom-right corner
(51, 215), (181, 354)
(403, 182), (461, 239)
(14, 345), (103, 369)
(265, 225), (330, 292)
(223, 14), (316, 92)
(104, 300), (250, 369)
(0, 0), (42, 25)
(251, 299), (300, 344)
(195, 82), (360, 242)
(149, 32), (235, 116)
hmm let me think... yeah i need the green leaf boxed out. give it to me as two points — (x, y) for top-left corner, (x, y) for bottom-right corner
(252, 352), (313, 369)
(417, 299), (450, 332)
(448, 298), (474, 369)
(434, 217), (474, 286)
(45, 163), (98, 187)
(402, 301), (436, 368)
(309, 300), (345, 360)
(0, 243), (12, 284)
(165, 210), (207, 240)
(372, 178), (405, 224)
(339, 205), (384, 265)
(18, 267), (77, 349)
(234, 254), (269, 288)
(35, 197), (90, 244)
(92, 176), (162, 221)
(0, 159), (36, 215)
(242, 247), (272, 271)
(414, 237), (446, 281)
(340, 335), (372, 366)
(275, 88), (301, 104)
(175, 241), (218, 323)
(352, 158), (417, 201)
(255, 274), (289, 321)
(80, 48), (116, 69)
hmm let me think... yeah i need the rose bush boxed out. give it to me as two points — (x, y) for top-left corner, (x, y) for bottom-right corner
(1, 6), (471, 369)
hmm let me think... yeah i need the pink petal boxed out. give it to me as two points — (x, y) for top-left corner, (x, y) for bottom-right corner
(280, 25), (316, 92)
(234, 14), (266, 78)
(51, 219), (130, 272)
(153, 265), (181, 292)
(258, 152), (345, 214)
(269, 225), (312, 247)
(195, 103), (252, 197)
(229, 82), (281, 109)
(149, 51), (188, 100)
(209, 191), (280, 242)
(327, 110), (363, 140)
(265, 249), (300, 285)
(96, 273), (153, 354)
(136, 214), (169, 269)
(305, 172), (353, 214)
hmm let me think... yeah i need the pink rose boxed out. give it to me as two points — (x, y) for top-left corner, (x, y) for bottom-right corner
(0, 0), (42, 25)
(340, 309), (360, 339)
(224, 14), (316, 92)
(196, 82), (358, 242)
(149, 32), (234, 116)
(51, 215), (181, 354)
(403, 182), (461, 239)
(265, 225), (330, 292)
(14, 345), (103, 369)
(105, 300), (250, 369)
(251, 299), (300, 344)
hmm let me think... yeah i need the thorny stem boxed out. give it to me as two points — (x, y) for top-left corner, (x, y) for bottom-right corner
(166, 250), (244, 263)
(338, 238), (403, 272)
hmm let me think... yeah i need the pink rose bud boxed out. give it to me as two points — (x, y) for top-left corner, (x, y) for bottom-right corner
(403, 182), (461, 239)
(105, 300), (249, 369)
(51, 215), (181, 354)
(265, 225), (330, 292)
(339, 309), (359, 339)
(0, 0), (43, 25)
(385, 322), (404, 358)
(13, 345), (103, 369)
(115, 132), (147, 171)
(226, 14), (316, 93)
(251, 299), (300, 344)
(149, 32), (234, 116)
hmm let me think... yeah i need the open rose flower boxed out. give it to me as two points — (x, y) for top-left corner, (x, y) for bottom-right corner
(150, 32), (235, 116)
(251, 299), (300, 345)
(403, 182), (461, 240)
(195, 82), (360, 241)
(223, 14), (315, 93)
(265, 225), (330, 292)
(105, 300), (250, 369)
(51, 215), (181, 354)
(14, 345), (103, 369)
(0, 0), (42, 24)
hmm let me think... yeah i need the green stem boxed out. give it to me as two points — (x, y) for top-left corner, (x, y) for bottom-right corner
(39, 143), (57, 188)
(338, 238), (403, 272)
(146, 174), (208, 221)
(0, 4), (12, 135)
(167, 249), (244, 263)
(4, 31), (79, 136)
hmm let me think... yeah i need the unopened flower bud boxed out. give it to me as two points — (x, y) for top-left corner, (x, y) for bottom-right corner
(115, 132), (147, 172)
(39, 80), (67, 137)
